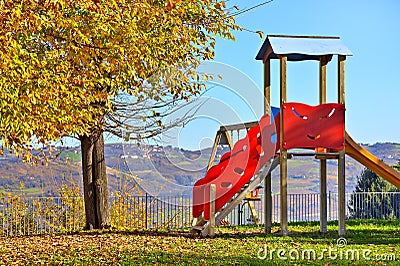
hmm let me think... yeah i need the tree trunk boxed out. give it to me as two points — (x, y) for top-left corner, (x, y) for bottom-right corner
(80, 131), (110, 229)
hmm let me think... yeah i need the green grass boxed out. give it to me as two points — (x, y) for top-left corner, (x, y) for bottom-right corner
(22, 187), (44, 195)
(0, 187), (44, 196)
(59, 151), (82, 162)
(0, 219), (399, 265)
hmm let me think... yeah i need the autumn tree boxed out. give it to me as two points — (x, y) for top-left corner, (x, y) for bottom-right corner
(0, 0), (239, 229)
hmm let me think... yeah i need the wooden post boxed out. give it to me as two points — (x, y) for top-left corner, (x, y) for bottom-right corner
(223, 131), (233, 150)
(338, 55), (346, 236)
(264, 59), (271, 116)
(319, 56), (327, 103)
(319, 55), (328, 234)
(280, 56), (288, 236)
(264, 59), (273, 233)
(265, 174), (272, 233)
(207, 133), (221, 171)
(320, 159), (327, 233)
(209, 184), (216, 237)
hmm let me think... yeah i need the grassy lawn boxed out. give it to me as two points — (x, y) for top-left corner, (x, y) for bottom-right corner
(0, 219), (399, 265)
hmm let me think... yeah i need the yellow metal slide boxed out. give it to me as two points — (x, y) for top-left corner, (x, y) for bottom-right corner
(345, 132), (400, 188)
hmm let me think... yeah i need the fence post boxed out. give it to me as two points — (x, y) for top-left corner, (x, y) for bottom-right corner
(145, 193), (148, 229)
(328, 191), (331, 221)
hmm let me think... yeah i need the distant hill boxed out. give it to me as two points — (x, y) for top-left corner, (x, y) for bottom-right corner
(0, 142), (399, 196)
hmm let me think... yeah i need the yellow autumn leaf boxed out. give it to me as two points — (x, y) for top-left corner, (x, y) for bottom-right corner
(256, 30), (264, 39)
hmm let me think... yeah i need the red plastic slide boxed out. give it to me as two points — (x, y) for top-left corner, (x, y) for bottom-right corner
(192, 114), (278, 220)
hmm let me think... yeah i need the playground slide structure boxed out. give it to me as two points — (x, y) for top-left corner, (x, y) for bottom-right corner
(345, 132), (400, 188)
(191, 34), (399, 236)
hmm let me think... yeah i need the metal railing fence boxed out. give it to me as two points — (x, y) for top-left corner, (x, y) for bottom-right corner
(1, 191), (400, 236)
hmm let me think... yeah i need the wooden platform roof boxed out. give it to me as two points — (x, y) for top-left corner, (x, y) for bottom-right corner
(256, 35), (353, 62)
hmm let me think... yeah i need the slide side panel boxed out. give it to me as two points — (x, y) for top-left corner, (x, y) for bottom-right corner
(283, 103), (345, 150)
(345, 132), (400, 188)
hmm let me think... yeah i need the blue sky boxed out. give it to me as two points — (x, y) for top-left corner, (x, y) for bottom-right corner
(188, 0), (399, 149)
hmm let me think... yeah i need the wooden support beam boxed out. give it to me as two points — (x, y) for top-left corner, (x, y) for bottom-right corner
(264, 59), (273, 233)
(320, 158), (327, 233)
(338, 55), (346, 236)
(219, 121), (259, 132)
(319, 55), (328, 234)
(209, 184), (216, 237)
(286, 152), (339, 158)
(265, 173), (272, 233)
(315, 154), (339, 160)
(338, 150), (346, 236)
(264, 59), (271, 115)
(223, 130), (233, 150)
(338, 55), (346, 105)
(319, 55), (328, 104)
(280, 55), (288, 236)
(207, 133), (221, 171)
